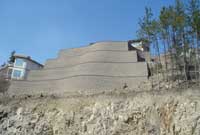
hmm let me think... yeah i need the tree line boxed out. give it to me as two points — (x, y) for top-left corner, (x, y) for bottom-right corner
(138, 0), (200, 86)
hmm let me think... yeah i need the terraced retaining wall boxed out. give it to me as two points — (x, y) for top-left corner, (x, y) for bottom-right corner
(8, 41), (148, 96)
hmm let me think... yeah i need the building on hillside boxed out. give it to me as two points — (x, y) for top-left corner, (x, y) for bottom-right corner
(128, 39), (150, 62)
(0, 54), (43, 80)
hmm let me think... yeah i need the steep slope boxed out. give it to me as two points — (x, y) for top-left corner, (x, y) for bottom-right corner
(1, 88), (200, 135)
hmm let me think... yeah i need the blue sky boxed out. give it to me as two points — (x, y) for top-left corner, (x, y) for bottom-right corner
(0, 0), (174, 64)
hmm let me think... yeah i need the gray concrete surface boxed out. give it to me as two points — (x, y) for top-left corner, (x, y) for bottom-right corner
(28, 62), (147, 80)
(8, 76), (147, 96)
(58, 41), (129, 58)
(8, 41), (148, 96)
(44, 50), (137, 68)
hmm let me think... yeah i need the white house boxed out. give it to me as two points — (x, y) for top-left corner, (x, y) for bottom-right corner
(0, 54), (43, 80)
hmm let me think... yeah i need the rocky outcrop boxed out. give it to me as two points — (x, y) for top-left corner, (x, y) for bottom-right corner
(1, 89), (200, 135)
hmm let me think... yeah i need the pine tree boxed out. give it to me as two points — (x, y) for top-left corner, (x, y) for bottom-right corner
(188, 0), (200, 82)
(8, 51), (16, 64)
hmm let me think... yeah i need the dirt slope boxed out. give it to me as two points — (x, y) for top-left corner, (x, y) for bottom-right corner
(1, 88), (200, 135)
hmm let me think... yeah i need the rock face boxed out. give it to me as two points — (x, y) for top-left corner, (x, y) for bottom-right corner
(1, 89), (200, 135)
(8, 41), (148, 96)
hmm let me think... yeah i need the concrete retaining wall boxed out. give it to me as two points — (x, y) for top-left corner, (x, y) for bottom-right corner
(45, 50), (137, 69)
(8, 41), (148, 96)
(28, 62), (147, 80)
(8, 76), (146, 96)
(58, 41), (128, 58)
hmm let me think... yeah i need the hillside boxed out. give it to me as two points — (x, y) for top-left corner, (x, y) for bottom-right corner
(1, 87), (200, 135)
(3, 41), (200, 135)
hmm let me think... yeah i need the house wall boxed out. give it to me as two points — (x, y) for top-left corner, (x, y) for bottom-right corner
(11, 58), (42, 80)
(11, 67), (26, 80)
(25, 59), (43, 70)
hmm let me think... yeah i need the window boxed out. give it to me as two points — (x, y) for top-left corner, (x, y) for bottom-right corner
(13, 70), (22, 78)
(15, 59), (24, 67)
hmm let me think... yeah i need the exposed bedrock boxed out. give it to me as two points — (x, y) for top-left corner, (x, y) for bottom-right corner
(1, 89), (200, 135)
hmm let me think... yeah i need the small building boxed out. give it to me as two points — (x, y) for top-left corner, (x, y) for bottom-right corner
(128, 39), (150, 62)
(0, 54), (43, 80)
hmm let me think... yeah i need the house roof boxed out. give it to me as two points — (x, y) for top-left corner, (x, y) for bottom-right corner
(128, 39), (150, 52)
(13, 54), (44, 67)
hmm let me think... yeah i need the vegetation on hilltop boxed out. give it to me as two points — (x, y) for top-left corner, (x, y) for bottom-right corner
(138, 0), (200, 87)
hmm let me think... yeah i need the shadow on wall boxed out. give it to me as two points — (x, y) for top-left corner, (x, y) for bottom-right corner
(0, 78), (10, 95)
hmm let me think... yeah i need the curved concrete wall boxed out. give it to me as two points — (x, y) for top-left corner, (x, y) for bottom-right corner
(28, 62), (147, 80)
(8, 76), (146, 96)
(44, 51), (137, 69)
(45, 42), (131, 68)
(8, 41), (148, 96)
(58, 41), (128, 58)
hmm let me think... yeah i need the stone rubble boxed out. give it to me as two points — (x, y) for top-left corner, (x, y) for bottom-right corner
(0, 89), (200, 135)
